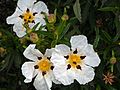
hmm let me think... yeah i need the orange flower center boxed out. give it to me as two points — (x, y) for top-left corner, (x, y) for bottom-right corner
(37, 59), (52, 72)
(19, 8), (37, 24)
(67, 54), (83, 68)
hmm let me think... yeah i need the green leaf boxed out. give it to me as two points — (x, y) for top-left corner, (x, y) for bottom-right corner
(59, 23), (71, 40)
(32, 22), (40, 31)
(98, 7), (119, 12)
(93, 27), (100, 49)
(73, 0), (82, 22)
(81, 1), (91, 23)
(113, 15), (120, 42)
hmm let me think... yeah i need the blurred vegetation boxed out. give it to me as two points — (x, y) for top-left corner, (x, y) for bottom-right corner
(0, 0), (120, 90)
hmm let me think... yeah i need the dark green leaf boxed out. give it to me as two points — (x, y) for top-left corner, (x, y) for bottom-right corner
(73, 0), (82, 22)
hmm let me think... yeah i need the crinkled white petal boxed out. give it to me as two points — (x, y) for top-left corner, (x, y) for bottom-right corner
(48, 71), (61, 84)
(55, 44), (70, 56)
(74, 65), (95, 85)
(70, 35), (88, 51)
(44, 74), (52, 90)
(13, 23), (26, 38)
(51, 52), (66, 65)
(34, 16), (46, 30)
(17, 0), (36, 11)
(53, 65), (74, 85)
(33, 72), (50, 90)
(82, 44), (101, 67)
(6, 7), (22, 24)
(23, 44), (43, 61)
(21, 62), (37, 83)
(44, 48), (55, 57)
(32, 1), (49, 14)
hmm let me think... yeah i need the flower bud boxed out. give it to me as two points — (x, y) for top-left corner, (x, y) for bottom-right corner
(30, 33), (39, 43)
(110, 56), (117, 64)
(0, 47), (6, 57)
(61, 14), (69, 21)
(48, 14), (56, 24)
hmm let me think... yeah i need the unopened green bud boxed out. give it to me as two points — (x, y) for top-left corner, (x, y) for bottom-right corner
(110, 57), (117, 64)
(48, 14), (56, 24)
(30, 33), (39, 43)
(61, 14), (69, 21)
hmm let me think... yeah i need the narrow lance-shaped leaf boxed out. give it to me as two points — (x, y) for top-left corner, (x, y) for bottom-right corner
(73, 0), (82, 22)
(93, 27), (100, 49)
(98, 7), (120, 12)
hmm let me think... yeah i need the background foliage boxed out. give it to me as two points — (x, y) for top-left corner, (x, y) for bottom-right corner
(0, 0), (120, 90)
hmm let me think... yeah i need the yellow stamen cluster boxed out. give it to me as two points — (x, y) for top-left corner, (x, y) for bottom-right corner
(19, 8), (36, 23)
(67, 54), (83, 68)
(37, 59), (52, 72)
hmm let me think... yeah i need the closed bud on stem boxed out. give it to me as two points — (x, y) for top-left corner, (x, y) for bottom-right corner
(110, 50), (117, 64)
(48, 14), (56, 24)
(61, 14), (69, 21)
(110, 56), (116, 64)
(30, 32), (39, 43)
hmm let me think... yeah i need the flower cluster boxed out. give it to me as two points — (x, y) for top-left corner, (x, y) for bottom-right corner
(22, 35), (100, 90)
(6, 0), (101, 90)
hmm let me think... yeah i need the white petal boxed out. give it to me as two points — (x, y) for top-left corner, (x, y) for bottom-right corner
(21, 62), (36, 83)
(44, 48), (55, 57)
(70, 35), (88, 51)
(13, 23), (26, 38)
(23, 44), (43, 61)
(51, 52), (66, 66)
(34, 16), (46, 30)
(83, 44), (101, 67)
(32, 1), (49, 14)
(49, 71), (61, 84)
(17, 0), (36, 11)
(55, 44), (70, 56)
(53, 65), (74, 85)
(33, 72), (50, 90)
(6, 7), (22, 24)
(44, 74), (52, 89)
(75, 65), (95, 85)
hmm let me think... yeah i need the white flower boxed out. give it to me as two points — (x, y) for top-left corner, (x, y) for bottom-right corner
(6, 0), (49, 37)
(22, 44), (60, 90)
(51, 35), (101, 85)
